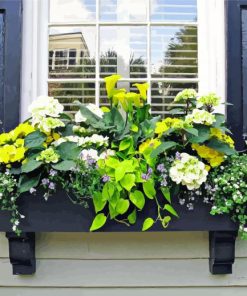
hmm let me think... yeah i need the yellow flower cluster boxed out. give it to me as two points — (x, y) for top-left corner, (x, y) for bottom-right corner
(192, 143), (224, 167)
(0, 123), (35, 164)
(210, 128), (234, 148)
(139, 138), (161, 154)
(155, 117), (190, 136)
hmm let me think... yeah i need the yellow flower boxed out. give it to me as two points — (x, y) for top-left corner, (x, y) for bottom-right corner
(139, 138), (161, 154)
(192, 143), (224, 167)
(104, 74), (122, 99)
(10, 123), (35, 141)
(0, 133), (11, 145)
(101, 106), (110, 113)
(14, 138), (25, 148)
(155, 118), (188, 136)
(11, 147), (26, 162)
(133, 83), (149, 100)
(210, 128), (234, 148)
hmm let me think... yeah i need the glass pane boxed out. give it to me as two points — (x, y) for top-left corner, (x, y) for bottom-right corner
(151, 0), (197, 22)
(242, 9), (247, 138)
(100, 0), (147, 22)
(151, 26), (197, 78)
(50, 0), (96, 22)
(49, 27), (96, 79)
(151, 81), (198, 116)
(48, 82), (95, 113)
(100, 26), (147, 78)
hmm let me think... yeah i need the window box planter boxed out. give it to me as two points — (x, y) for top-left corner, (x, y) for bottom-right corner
(0, 190), (238, 276)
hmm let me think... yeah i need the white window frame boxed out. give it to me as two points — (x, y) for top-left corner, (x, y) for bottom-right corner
(21, 0), (226, 120)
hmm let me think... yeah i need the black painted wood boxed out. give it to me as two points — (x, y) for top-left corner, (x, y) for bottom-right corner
(0, 0), (22, 131)
(226, 0), (247, 150)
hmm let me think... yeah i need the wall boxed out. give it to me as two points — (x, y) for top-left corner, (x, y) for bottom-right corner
(0, 232), (247, 295)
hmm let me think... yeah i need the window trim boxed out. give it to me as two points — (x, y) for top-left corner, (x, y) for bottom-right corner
(21, 0), (226, 120)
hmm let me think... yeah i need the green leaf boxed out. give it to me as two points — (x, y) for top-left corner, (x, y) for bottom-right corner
(162, 216), (171, 228)
(116, 199), (130, 215)
(90, 213), (107, 231)
(213, 113), (226, 127)
(102, 182), (115, 201)
(184, 127), (198, 137)
(93, 192), (107, 213)
(56, 142), (81, 160)
(161, 187), (171, 203)
(120, 173), (136, 191)
(105, 157), (119, 168)
(143, 180), (156, 199)
(52, 160), (76, 171)
(115, 165), (126, 182)
(77, 104), (105, 129)
(164, 204), (179, 218)
(150, 141), (177, 158)
(24, 131), (46, 148)
(168, 108), (184, 115)
(142, 218), (154, 231)
(110, 107), (125, 133)
(21, 159), (42, 173)
(188, 125), (211, 143)
(18, 173), (41, 194)
(130, 190), (145, 210)
(119, 137), (132, 151)
(207, 138), (236, 155)
(128, 209), (137, 225)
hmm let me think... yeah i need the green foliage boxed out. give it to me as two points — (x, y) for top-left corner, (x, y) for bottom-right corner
(90, 213), (107, 231)
(24, 131), (46, 148)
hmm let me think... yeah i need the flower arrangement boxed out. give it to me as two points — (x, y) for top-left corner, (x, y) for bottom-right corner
(0, 74), (243, 236)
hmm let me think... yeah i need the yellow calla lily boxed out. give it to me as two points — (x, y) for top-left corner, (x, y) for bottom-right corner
(104, 74), (122, 99)
(133, 82), (149, 100)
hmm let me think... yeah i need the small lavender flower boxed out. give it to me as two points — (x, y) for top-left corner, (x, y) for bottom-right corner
(102, 175), (110, 183)
(141, 173), (149, 181)
(87, 157), (96, 166)
(157, 163), (165, 173)
(29, 188), (36, 194)
(42, 178), (50, 186)
(147, 167), (153, 174)
(161, 179), (167, 187)
(48, 182), (56, 190)
(49, 169), (57, 177)
(175, 152), (181, 160)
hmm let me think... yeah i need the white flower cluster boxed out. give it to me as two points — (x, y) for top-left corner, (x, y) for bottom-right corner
(75, 104), (104, 123)
(80, 148), (115, 165)
(185, 109), (216, 126)
(169, 153), (208, 190)
(28, 96), (64, 132)
(53, 134), (109, 148)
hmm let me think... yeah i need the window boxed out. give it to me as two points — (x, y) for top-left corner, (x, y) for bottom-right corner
(47, 0), (198, 115)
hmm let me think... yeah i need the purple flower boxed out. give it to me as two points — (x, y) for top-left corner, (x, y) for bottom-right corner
(141, 173), (149, 181)
(87, 158), (96, 166)
(147, 167), (153, 174)
(175, 152), (181, 160)
(49, 169), (57, 177)
(161, 179), (167, 187)
(41, 178), (50, 186)
(102, 175), (110, 183)
(157, 163), (165, 173)
(48, 182), (56, 190)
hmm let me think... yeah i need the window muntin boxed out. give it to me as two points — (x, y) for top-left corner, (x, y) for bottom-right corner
(48, 0), (198, 115)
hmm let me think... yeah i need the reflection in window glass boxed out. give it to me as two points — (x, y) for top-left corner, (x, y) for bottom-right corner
(50, 0), (96, 22)
(100, 0), (147, 22)
(48, 82), (95, 113)
(49, 27), (96, 78)
(100, 27), (147, 79)
(151, 26), (197, 78)
(151, 0), (197, 22)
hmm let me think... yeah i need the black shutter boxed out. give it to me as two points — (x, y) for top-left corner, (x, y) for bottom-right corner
(0, 0), (22, 132)
(226, 0), (247, 150)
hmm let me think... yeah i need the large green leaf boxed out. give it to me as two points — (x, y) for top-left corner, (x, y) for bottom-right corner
(130, 190), (145, 210)
(120, 173), (136, 191)
(207, 138), (236, 155)
(93, 192), (107, 213)
(188, 125), (211, 144)
(213, 113), (226, 127)
(24, 131), (46, 148)
(52, 160), (76, 171)
(78, 104), (105, 129)
(56, 142), (81, 160)
(102, 182), (115, 201)
(161, 187), (171, 203)
(128, 209), (137, 225)
(150, 141), (177, 158)
(18, 173), (41, 194)
(90, 213), (107, 231)
(142, 218), (154, 231)
(21, 159), (42, 173)
(184, 127), (198, 137)
(143, 180), (156, 199)
(164, 204), (179, 218)
(116, 198), (130, 215)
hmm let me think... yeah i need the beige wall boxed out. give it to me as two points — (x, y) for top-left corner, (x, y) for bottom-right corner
(0, 232), (247, 295)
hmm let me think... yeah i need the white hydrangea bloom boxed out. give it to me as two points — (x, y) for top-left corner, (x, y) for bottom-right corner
(87, 104), (104, 118)
(28, 96), (64, 124)
(185, 109), (216, 126)
(38, 117), (65, 133)
(74, 110), (86, 123)
(169, 153), (208, 190)
(80, 149), (99, 163)
(99, 149), (116, 160)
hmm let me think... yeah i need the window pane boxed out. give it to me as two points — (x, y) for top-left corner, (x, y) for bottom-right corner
(100, 0), (147, 22)
(151, 26), (197, 78)
(151, 81), (198, 116)
(48, 82), (96, 113)
(50, 0), (96, 22)
(151, 0), (197, 22)
(49, 27), (96, 78)
(100, 26), (147, 78)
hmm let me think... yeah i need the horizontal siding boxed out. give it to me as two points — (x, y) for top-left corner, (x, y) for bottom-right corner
(0, 288), (247, 296)
(1, 232), (247, 259)
(0, 258), (247, 287)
